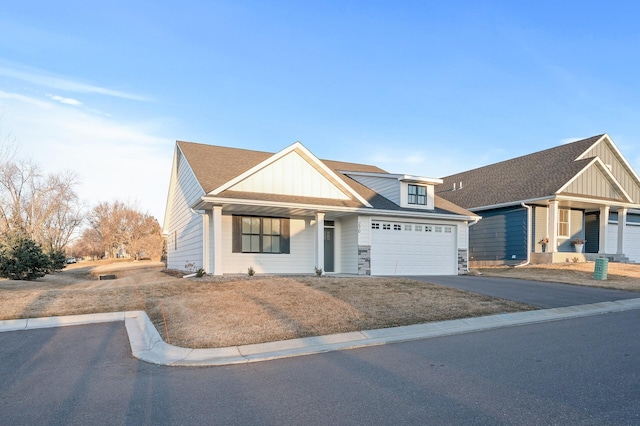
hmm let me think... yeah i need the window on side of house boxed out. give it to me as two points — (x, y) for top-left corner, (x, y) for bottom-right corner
(408, 184), (427, 205)
(558, 209), (570, 238)
(232, 216), (290, 254)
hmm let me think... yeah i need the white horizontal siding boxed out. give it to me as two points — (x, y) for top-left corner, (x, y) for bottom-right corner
(166, 153), (206, 271)
(457, 223), (469, 250)
(222, 216), (316, 274)
(230, 151), (349, 200)
(349, 175), (400, 205)
(340, 215), (359, 274)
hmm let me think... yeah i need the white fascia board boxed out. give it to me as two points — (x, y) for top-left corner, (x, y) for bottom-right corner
(575, 134), (607, 161)
(554, 194), (639, 209)
(576, 133), (640, 187)
(210, 141), (373, 208)
(468, 197), (555, 212)
(198, 196), (476, 221)
(557, 157), (633, 203)
(342, 170), (443, 185)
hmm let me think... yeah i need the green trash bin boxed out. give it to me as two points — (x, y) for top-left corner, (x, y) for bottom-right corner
(593, 258), (608, 280)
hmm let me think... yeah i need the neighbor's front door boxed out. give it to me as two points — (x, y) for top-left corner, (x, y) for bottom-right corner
(324, 228), (334, 273)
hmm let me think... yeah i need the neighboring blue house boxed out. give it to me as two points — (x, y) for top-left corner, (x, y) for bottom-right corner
(437, 134), (640, 265)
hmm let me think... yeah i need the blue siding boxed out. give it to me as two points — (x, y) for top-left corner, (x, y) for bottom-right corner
(609, 212), (640, 224)
(470, 207), (527, 262)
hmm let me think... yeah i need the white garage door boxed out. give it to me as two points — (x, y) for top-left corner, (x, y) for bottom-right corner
(606, 223), (640, 263)
(371, 221), (456, 275)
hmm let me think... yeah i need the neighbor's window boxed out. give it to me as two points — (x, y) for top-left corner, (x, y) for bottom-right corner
(559, 209), (570, 238)
(233, 216), (290, 254)
(408, 184), (427, 205)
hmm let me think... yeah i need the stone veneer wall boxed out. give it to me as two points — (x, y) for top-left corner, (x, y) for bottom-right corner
(458, 249), (468, 274)
(358, 245), (371, 275)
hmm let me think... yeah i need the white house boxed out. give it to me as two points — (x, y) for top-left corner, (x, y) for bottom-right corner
(163, 141), (479, 276)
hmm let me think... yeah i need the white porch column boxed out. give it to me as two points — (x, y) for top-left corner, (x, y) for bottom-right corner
(211, 206), (223, 275)
(315, 212), (325, 273)
(202, 212), (211, 273)
(547, 200), (559, 253)
(598, 206), (610, 254)
(617, 207), (627, 255)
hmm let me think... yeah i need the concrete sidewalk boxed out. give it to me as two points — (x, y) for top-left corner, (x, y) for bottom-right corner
(2, 298), (640, 366)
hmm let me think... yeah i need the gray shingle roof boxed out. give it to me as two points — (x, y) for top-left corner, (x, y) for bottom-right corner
(436, 135), (604, 209)
(177, 141), (476, 217)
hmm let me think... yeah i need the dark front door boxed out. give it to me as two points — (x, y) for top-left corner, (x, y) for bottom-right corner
(585, 212), (600, 253)
(324, 228), (334, 272)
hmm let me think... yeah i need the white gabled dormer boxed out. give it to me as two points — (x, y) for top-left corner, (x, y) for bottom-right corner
(343, 171), (442, 210)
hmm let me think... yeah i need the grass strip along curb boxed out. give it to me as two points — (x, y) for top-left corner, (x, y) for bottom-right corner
(2, 298), (640, 367)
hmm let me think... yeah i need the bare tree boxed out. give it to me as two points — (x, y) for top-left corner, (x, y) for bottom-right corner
(87, 201), (128, 258)
(122, 208), (162, 260)
(69, 227), (104, 260)
(0, 159), (84, 251)
(86, 201), (163, 260)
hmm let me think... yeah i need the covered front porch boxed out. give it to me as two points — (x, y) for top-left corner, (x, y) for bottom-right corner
(529, 197), (635, 264)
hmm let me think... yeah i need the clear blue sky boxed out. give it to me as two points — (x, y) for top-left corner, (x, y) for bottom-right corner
(1, 1), (639, 223)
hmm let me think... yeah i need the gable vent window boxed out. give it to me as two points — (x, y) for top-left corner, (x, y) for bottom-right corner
(408, 184), (427, 205)
(232, 216), (290, 254)
(372, 223), (380, 230)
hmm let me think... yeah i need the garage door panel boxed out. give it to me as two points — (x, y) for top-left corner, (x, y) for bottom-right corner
(606, 224), (640, 263)
(371, 222), (456, 275)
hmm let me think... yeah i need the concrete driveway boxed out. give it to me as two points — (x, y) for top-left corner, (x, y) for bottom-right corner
(408, 275), (639, 308)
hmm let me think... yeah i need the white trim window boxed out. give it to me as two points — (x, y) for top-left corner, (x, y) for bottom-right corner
(559, 209), (570, 238)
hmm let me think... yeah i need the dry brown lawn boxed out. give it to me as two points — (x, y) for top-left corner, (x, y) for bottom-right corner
(0, 260), (532, 348)
(477, 262), (640, 292)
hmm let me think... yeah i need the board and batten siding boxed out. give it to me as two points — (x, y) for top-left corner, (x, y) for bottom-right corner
(167, 152), (206, 271)
(229, 151), (349, 200)
(562, 165), (625, 200)
(340, 215), (359, 274)
(348, 176), (401, 205)
(469, 206), (527, 262)
(583, 140), (640, 203)
(221, 215), (315, 274)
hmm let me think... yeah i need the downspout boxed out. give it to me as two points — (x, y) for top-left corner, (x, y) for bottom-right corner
(190, 208), (208, 276)
(515, 202), (532, 267)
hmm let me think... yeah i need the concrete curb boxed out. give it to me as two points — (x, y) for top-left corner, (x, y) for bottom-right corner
(2, 298), (640, 366)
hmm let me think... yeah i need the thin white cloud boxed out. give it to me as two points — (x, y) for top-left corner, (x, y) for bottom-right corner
(0, 92), (172, 222)
(47, 94), (83, 106)
(0, 63), (149, 102)
(0, 90), (52, 108)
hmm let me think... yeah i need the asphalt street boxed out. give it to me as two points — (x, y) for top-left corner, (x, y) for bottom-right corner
(2, 309), (639, 425)
(412, 275), (640, 308)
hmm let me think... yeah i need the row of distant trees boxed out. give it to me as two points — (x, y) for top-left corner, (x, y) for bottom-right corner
(0, 129), (164, 280)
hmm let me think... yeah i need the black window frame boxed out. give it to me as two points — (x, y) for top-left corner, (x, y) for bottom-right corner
(408, 184), (427, 205)
(232, 216), (290, 254)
